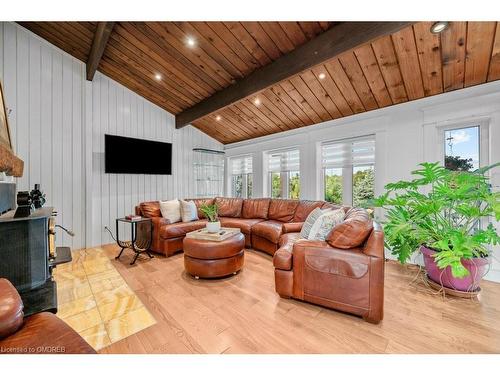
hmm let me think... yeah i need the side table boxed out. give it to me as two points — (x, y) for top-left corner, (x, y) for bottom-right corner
(115, 217), (154, 265)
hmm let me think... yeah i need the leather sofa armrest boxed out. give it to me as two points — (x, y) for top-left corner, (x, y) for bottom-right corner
(292, 241), (369, 268)
(273, 247), (293, 270)
(151, 217), (171, 227)
(363, 221), (384, 258)
(151, 217), (171, 245)
(282, 222), (304, 233)
(0, 278), (24, 339)
(292, 240), (384, 323)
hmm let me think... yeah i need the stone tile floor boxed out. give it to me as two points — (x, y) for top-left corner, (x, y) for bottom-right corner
(53, 247), (156, 351)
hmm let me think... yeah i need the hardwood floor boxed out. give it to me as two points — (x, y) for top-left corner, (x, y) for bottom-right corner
(97, 244), (500, 354)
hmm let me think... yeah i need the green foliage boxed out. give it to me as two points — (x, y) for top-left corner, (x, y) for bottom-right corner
(247, 174), (253, 198)
(371, 162), (500, 278)
(289, 173), (300, 199)
(199, 204), (219, 222)
(232, 175), (243, 198)
(325, 174), (342, 204)
(324, 168), (375, 207)
(353, 168), (375, 207)
(445, 155), (474, 171)
(271, 173), (281, 198)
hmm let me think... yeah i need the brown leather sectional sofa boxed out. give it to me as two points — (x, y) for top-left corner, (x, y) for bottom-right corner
(135, 197), (384, 323)
(0, 278), (96, 354)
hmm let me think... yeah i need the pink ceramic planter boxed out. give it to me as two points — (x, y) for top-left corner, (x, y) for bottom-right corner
(420, 246), (490, 292)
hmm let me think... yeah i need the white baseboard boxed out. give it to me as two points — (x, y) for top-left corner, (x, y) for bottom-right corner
(484, 269), (500, 283)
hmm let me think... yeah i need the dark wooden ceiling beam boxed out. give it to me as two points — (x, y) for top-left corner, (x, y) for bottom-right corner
(86, 22), (115, 81)
(175, 21), (412, 128)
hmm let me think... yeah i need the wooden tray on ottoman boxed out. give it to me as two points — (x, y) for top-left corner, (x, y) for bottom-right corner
(186, 227), (241, 241)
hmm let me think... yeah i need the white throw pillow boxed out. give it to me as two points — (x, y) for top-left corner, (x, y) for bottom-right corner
(307, 208), (345, 241)
(300, 207), (329, 239)
(159, 199), (181, 223)
(180, 200), (199, 222)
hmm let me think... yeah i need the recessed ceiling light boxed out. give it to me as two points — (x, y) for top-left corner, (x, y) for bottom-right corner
(215, 115), (221, 121)
(186, 37), (196, 47)
(254, 98), (261, 106)
(318, 72), (326, 80)
(154, 73), (162, 81)
(430, 21), (449, 34)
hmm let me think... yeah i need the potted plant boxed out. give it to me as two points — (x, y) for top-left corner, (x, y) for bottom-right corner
(199, 203), (221, 233)
(372, 162), (500, 292)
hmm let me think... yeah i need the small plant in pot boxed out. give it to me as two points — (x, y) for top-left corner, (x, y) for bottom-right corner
(200, 204), (221, 233)
(371, 162), (500, 292)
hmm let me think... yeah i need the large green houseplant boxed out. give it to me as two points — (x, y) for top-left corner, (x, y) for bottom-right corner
(371, 162), (500, 291)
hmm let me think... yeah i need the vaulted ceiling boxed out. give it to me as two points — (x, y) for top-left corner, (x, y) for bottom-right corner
(19, 21), (500, 144)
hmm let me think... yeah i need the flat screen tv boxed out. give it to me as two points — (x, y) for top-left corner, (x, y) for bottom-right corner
(105, 134), (172, 174)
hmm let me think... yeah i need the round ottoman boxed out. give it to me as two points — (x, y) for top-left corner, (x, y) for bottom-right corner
(183, 233), (245, 279)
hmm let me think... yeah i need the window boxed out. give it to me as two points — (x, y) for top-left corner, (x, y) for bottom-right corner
(444, 126), (479, 172)
(268, 149), (300, 199)
(324, 168), (343, 204)
(230, 155), (253, 198)
(321, 136), (375, 207)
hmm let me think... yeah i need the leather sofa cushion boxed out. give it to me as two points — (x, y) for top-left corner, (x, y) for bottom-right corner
(293, 200), (325, 222)
(268, 199), (300, 222)
(219, 217), (264, 234)
(186, 198), (215, 219)
(160, 220), (207, 239)
(215, 197), (243, 218)
(0, 279), (24, 339)
(252, 220), (284, 244)
(140, 201), (161, 218)
(278, 232), (303, 248)
(326, 208), (373, 249)
(282, 222), (303, 233)
(0, 312), (96, 354)
(242, 198), (271, 219)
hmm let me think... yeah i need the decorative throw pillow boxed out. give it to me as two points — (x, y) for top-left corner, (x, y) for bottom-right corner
(307, 208), (345, 241)
(159, 199), (181, 223)
(300, 207), (329, 239)
(180, 200), (199, 222)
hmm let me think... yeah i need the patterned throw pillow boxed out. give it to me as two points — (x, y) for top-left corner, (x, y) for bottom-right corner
(307, 208), (345, 241)
(180, 200), (199, 222)
(300, 207), (329, 239)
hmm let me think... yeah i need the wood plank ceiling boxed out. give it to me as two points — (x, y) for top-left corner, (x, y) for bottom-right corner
(19, 21), (500, 144)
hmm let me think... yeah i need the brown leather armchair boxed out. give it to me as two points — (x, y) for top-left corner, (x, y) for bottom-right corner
(0, 279), (95, 354)
(273, 209), (384, 324)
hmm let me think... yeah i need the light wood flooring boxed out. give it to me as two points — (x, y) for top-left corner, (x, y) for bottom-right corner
(94, 244), (500, 354)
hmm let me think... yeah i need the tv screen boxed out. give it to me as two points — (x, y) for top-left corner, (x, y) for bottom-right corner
(105, 134), (172, 174)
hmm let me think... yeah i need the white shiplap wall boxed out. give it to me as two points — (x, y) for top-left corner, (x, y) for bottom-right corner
(0, 22), (86, 249)
(0, 22), (222, 249)
(86, 72), (221, 247)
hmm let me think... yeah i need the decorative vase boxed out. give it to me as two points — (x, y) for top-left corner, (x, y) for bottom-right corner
(420, 246), (490, 292)
(206, 221), (221, 233)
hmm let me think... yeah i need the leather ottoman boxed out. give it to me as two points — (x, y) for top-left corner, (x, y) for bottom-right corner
(183, 233), (245, 279)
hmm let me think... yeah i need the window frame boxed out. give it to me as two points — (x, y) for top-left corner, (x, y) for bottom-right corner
(320, 135), (375, 206)
(436, 119), (490, 230)
(229, 155), (253, 199)
(266, 148), (300, 199)
(437, 120), (489, 170)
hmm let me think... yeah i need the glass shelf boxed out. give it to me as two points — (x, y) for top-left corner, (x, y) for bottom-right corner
(193, 149), (225, 198)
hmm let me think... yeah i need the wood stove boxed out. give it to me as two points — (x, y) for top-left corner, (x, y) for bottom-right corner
(0, 205), (72, 316)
